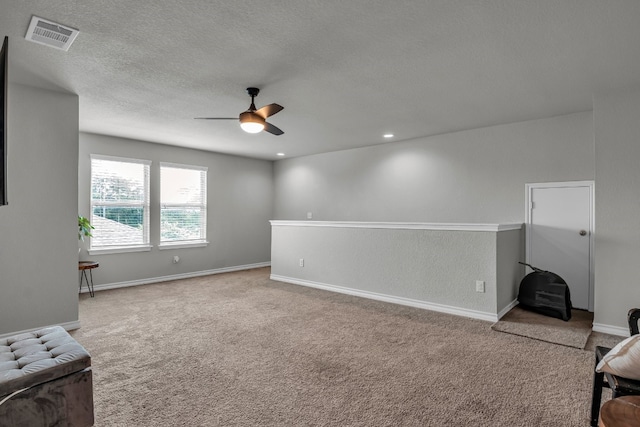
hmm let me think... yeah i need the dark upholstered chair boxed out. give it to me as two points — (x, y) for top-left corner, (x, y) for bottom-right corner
(590, 308), (640, 426)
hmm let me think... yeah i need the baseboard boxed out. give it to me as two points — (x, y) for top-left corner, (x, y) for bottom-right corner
(80, 262), (271, 294)
(497, 300), (519, 320)
(0, 320), (81, 340)
(592, 322), (630, 337)
(270, 274), (498, 323)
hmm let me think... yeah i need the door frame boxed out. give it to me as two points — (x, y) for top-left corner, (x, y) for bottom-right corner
(525, 180), (595, 312)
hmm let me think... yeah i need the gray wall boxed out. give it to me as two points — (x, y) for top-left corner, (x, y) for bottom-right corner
(0, 83), (79, 335)
(271, 222), (523, 320)
(271, 104), (640, 331)
(78, 133), (273, 286)
(271, 111), (599, 324)
(496, 228), (525, 313)
(274, 111), (594, 223)
(593, 87), (640, 330)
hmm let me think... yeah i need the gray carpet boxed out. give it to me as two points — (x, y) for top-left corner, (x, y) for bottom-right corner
(491, 306), (594, 349)
(72, 268), (614, 426)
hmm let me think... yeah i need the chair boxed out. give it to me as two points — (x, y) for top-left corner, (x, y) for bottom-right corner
(590, 308), (640, 426)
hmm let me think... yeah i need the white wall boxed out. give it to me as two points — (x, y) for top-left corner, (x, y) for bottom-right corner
(274, 111), (594, 223)
(78, 133), (273, 287)
(0, 83), (79, 335)
(593, 86), (640, 332)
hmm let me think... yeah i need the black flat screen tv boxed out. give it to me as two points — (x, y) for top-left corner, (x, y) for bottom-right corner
(0, 36), (7, 206)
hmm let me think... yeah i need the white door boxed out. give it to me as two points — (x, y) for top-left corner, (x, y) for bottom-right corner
(526, 182), (594, 311)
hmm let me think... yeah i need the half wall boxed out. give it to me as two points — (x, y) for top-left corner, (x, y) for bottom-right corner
(271, 221), (524, 322)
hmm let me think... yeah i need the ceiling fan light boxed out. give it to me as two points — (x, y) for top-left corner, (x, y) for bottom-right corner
(240, 122), (265, 133)
(239, 111), (265, 133)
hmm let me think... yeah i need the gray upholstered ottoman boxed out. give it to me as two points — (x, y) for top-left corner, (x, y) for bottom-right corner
(0, 326), (93, 427)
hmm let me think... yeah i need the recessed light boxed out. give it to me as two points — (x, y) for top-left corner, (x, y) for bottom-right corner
(383, 134), (394, 138)
(276, 153), (285, 157)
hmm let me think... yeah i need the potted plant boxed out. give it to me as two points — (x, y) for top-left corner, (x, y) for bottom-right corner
(78, 215), (94, 241)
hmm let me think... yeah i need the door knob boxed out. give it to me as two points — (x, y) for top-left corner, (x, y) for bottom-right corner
(579, 230), (587, 236)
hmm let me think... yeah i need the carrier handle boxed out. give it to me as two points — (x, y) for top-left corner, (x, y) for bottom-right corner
(518, 261), (546, 273)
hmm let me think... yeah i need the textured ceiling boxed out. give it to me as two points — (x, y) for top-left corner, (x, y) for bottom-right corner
(2, 1), (640, 160)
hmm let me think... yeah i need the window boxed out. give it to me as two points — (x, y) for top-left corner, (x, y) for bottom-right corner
(90, 155), (151, 253)
(160, 162), (207, 247)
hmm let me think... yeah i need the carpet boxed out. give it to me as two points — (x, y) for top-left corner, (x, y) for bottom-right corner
(491, 306), (593, 349)
(72, 267), (611, 426)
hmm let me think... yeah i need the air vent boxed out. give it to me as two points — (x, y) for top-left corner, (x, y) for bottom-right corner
(25, 16), (79, 51)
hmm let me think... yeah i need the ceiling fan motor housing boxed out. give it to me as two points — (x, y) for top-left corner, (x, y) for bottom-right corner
(240, 111), (265, 124)
(239, 111), (266, 133)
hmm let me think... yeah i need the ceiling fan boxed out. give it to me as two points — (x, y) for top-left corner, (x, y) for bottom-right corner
(195, 87), (284, 135)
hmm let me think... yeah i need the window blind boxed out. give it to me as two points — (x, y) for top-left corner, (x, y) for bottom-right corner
(90, 155), (151, 249)
(160, 162), (207, 243)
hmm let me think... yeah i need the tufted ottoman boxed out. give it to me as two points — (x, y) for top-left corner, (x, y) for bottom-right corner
(0, 326), (93, 427)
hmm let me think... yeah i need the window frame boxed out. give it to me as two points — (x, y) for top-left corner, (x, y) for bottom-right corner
(158, 161), (208, 249)
(88, 154), (152, 255)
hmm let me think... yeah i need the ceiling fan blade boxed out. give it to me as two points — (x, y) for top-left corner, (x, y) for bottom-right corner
(264, 122), (284, 136)
(255, 103), (283, 119)
(194, 117), (238, 120)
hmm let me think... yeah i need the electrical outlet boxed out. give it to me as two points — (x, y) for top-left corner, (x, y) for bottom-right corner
(173, 256), (180, 264)
(475, 280), (485, 293)
(299, 258), (304, 267)
(307, 212), (313, 219)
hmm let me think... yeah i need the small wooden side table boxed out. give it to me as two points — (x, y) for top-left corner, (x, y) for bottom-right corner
(78, 261), (99, 297)
(599, 395), (640, 427)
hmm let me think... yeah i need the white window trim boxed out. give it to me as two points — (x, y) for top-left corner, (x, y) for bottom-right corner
(159, 161), (208, 172)
(91, 153), (152, 166)
(88, 245), (153, 255)
(158, 241), (209, 250)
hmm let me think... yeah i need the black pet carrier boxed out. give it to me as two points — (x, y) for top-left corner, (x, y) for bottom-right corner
(517, 262), (572, 321)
